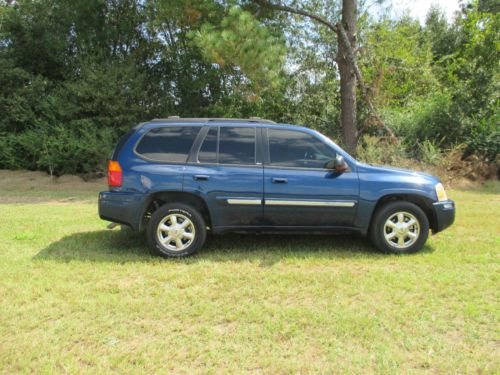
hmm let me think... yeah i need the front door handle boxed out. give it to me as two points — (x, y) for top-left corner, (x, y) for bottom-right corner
(272, 178), (288, 184)
(194, 175), (209, 181)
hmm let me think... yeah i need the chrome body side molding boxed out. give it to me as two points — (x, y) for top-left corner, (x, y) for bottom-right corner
(224, 198), (356, 207)
(264, 199), (356, 207)
(226, 198), (262, 205)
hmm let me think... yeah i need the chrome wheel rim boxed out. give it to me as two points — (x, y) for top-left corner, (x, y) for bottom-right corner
(157, 213), (195, 252)
(383, 211), (420, 249)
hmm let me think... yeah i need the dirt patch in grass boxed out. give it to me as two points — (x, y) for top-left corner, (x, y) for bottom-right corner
(0, 169), (106, 191)
(0, 170), (106, 203)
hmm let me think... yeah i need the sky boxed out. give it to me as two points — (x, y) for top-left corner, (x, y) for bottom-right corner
(387, 0), (463, 23)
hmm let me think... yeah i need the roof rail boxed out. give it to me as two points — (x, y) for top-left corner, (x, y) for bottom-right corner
(150, 117), (276, 124)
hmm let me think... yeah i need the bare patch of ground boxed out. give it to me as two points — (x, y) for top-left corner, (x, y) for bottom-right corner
(0, 170), (106, 203)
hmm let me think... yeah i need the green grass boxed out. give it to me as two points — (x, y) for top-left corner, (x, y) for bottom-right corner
(0, 177), (499, 374)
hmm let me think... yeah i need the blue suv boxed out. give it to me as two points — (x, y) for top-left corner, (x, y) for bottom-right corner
(99, 117), (455, 257)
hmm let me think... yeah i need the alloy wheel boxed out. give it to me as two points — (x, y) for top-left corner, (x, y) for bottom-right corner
(157, 213), (196, 252)
(383, 211), (420, 249)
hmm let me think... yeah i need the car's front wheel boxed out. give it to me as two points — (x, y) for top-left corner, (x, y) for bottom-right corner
(370, 201), (429, 254)
(147, 203), (206, 258)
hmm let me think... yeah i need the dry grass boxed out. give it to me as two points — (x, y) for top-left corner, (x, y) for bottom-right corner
(0, 170), (105, 203)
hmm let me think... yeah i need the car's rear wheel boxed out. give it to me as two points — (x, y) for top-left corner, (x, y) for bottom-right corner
(370, 201), (429, 254)
(147, 203), (206, 258)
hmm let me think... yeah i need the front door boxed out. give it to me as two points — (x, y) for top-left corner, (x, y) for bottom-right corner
(183, 125), (264, 229)
(263, 128), (359, 228)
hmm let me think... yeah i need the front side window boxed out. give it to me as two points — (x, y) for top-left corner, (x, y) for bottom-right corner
(268, 129), (336, 168)
(135, 126), (201, 162)
(219, 127), (256, 165)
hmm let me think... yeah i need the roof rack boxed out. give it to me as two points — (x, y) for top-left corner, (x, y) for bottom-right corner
(150, 116), (276, 124)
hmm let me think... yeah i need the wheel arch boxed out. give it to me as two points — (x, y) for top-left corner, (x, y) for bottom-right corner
(368, 193), (437, 233)
(140, 190), (212, 231)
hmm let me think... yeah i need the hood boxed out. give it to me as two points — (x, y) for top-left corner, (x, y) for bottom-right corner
(357, 162), (440, 184)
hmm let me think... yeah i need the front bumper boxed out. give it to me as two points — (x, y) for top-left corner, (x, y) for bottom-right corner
(432, 200), (455, 233)
(98, 191), (147, 231)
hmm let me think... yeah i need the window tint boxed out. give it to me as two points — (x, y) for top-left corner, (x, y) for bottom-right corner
(268, 129), (335, 168)
(198, 127), (218, 163)
(135, 126), (201, 162)
(219, 127), (255, 165)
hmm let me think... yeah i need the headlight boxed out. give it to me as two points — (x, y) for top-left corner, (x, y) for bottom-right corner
(435, 183), (448, 202)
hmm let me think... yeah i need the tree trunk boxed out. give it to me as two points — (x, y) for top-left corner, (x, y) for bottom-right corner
(253, 0), (393, 148)
(337, 0), (358, 155)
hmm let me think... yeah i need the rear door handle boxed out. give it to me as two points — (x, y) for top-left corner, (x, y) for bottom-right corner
(272, 178), (288, 184)
(194, 175), (209, 181)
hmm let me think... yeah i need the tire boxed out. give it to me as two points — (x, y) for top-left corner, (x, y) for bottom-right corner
(370, 201), (429, 254)
(147, 203), (206, 258)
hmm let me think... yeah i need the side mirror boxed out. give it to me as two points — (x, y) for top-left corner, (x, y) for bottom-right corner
(325, 155), (348, 173)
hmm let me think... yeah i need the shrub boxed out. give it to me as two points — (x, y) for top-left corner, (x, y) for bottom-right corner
(0, 131), (41, 170)
(356, 135), (407, 165)
(36, 123), (116, 176)
(464, 116), (500, 163)
(419, 139), (442, 166)
(384, 91), (463, 148)
(0, 123), (116, 175)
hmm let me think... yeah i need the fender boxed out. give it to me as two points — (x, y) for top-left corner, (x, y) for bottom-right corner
(356, 187), (437, 235)
(354, 163), (440, 234)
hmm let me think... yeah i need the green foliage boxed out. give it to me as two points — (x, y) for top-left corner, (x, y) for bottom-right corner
(424, 6), (460, 62)
(192, 6), (286, 88)
(464, 116), (500, 162)
(443, 3), (499, 120)
(0, 0), (247, 174)
(419, 140), (442, 166)
(0, 124), (115, 175)
(0, 57), (49, 134)
(360, 18), (437, 108)
(0, 0), (498, 175)
(356, 135), (407, 165)
(360, 2), (498, 166)
(383, 91), (462, 147)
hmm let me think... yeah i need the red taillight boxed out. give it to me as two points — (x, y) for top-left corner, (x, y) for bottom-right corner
(108, 160), (122, 187)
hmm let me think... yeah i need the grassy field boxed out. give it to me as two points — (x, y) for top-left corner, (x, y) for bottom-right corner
(0, 171), (499, 374)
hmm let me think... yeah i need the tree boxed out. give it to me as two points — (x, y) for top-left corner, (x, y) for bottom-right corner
(251, 0), (365, 153)
(194, 0), (393, 154)
(337, 0), (358, 153)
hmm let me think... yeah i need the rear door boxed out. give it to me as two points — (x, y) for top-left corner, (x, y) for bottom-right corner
(263, 128), (359, 228)
(183, 125), (264, 229)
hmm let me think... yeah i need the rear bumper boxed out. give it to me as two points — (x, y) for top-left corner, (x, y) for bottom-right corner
(432, 200), (455, 233)
(98, 191), (146, 230)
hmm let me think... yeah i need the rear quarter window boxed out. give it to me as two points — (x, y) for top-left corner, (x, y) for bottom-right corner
(135, 126), (201, 163)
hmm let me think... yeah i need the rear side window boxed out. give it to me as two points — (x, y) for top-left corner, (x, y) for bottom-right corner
(219, 127), (256, 165)
(198, 127), (218, 163)
(135, 126), (201, 163)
